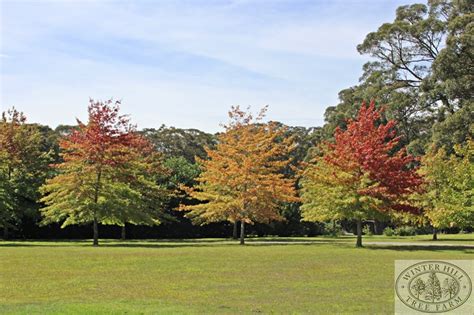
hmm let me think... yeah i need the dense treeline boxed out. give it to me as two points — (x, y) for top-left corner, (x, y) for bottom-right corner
(1, 0), (472, 246)
(0, 104), (323, 242)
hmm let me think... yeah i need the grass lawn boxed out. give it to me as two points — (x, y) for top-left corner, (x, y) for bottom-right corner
(1, 235), (473, 314)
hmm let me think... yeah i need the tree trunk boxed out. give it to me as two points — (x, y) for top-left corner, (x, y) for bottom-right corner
(121, 224), (126, 240)
(232, 221), (238, 239)
(356, 219), (363, 248)
(92, 168), (102, 246)
(93, 216), (99, 246)
(432, 227), (438, 241)
(240, 221), (245, 245)
(3, 225), (8, 240)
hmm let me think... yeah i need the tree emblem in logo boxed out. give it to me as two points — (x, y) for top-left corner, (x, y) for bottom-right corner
(395, 261), (472, 313)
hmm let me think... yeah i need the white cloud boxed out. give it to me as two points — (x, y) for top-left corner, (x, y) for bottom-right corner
(0, 0), (419, 131)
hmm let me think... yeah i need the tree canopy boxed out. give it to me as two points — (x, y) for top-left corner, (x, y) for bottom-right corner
(301, 101), (423, 247)
(40, 99), (170, 245)
(180, 106), (298, 244)
(0, 108), (51, 239)
(418, 139), (474, 230)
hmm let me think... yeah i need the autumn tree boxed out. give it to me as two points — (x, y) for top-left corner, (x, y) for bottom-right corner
(301, 101), (423, 247)
(40, 99), (170, 245)
(418, 139), (474, 238)
(180, 106), (298, 244)
(0, 108), (51, 239)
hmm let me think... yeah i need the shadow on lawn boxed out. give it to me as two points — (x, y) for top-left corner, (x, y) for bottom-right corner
(2, 238), (472, 250)
(417, 238), (474, 242)
(365, 244), (474, 253)
(0, 238), (346, 248)
(93, 238), (345, 249)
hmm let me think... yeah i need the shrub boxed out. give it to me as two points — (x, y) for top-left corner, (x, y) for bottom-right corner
(323, 221), (343, 237)
(362, 225), (373, 236)
(394, 226), (417, 236)
(383, 227), (394, 236)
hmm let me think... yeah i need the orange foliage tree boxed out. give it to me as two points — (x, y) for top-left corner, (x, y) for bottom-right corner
(180, 106), (298, 244)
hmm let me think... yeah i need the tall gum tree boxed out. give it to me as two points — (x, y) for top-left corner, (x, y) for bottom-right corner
(301, 101), (423, 247)
(180, 106), (298, 245)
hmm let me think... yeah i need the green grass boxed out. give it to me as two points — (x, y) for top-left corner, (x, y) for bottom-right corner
(1, 235), (473, 314)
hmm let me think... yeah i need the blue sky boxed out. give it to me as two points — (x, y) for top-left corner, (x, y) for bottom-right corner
(1, 0), (418, 133)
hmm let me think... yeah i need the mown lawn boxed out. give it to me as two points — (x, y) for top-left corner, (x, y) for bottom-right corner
(1, 235), (473, 314)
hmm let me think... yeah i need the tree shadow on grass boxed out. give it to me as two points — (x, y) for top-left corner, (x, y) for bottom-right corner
(0, 239), (91, 247)
(0, 238), (346, 249)
(93, 238), (344, 249)
(5, 238), (470, 250)
(2, 242), (472, 252)
(365, 244), (474, 253)
(417, 238), (474, 243)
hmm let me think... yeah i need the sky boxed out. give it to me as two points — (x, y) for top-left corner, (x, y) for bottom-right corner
(1, 0), (419, 133)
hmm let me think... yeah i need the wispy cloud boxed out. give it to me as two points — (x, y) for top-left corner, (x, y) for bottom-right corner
(0, 0), (419, 132)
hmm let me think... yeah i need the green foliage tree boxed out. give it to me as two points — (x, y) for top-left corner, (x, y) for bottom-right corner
(418, 139), (474, 235)
(163, 156), (201, 189)
(142, 125), (217, 163)
(429, 1), (474, 149)
(0, 108), (52, 239)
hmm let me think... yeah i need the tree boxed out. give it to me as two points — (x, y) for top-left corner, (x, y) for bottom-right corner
(324, 2), (449, 148)
(180, 106), (298, 244)
(326, 1), (473, 155)
(0, 107), (51, 239)
(142, 125), (217, 163)
(430, 0), (473, 107)
(163, 156), (201, 189)
(40, 99), (170, 246)
(0, 162), (13, 239)
(418, 139), (474, 235)
(424, 272), (442, 302)
(262, 123), (323, 238)
(107, 141), (171, 240)
(411, 278), (426, 299)
(429, 1), (474, 150)
(357, 2), (447, 90)
(443, 278), (458, 299)
(301, 101), (423, 247)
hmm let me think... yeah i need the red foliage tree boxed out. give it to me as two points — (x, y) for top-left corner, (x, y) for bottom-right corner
(301, 101), (423, 247)
(328, 101), (423, 209)
(41, 99), (168, 246)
